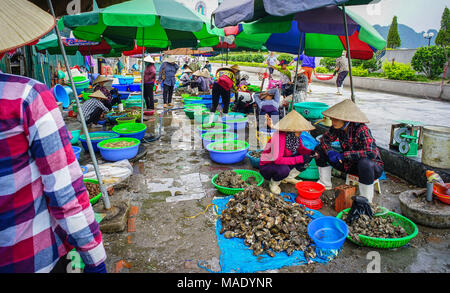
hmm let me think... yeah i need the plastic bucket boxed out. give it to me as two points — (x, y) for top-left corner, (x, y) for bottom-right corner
(112, 84), (128, 92)
(97, 137), (140, 161)
(52, 84), (70, 108)
(70, 130), (81, 145)
(307, 217), (348, 250)
(246, 150), (263, 169)
(72, 146), (82, 160)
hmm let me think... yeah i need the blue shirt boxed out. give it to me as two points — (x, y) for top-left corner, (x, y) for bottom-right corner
(158, 62), (179, 86)
(295, 54), (316, 68)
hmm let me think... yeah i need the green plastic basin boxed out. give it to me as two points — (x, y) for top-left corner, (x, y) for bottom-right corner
(293, 102), (329, 119)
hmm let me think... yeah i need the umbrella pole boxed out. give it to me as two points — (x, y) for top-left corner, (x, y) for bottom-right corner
(288, 32), (304, 112)
(47, 0), (111, 209)
(342, 4), (355, 102)
(141, 28), (145, 124)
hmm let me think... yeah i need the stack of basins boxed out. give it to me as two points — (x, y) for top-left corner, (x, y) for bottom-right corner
(295, 181), (326, 210)
(73, 76), (90, 96)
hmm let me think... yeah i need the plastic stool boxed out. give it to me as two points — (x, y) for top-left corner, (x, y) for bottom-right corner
(345, 174), (381, 193)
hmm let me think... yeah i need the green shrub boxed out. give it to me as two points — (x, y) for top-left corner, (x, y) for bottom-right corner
(277, 54), (294, 63)
(352, 57), (382, 73)
(252, 54), (265, 63)
(315, 67), (329, 73)
(411, 46), (449, 79)
(382, 61), (416, 80)
(351, 66), (369, 77)
(319, 57), (337, 71)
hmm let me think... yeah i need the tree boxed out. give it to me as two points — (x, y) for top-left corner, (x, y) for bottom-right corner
(387, 16), (401, 49)
(435, 7), (450, 47)
(411, 46), (449, 79)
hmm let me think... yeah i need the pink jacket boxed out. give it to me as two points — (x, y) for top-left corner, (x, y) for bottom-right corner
(260, 131), (313, 166)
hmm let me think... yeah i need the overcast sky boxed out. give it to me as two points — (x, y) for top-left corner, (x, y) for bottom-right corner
(347, 0), (448, 33)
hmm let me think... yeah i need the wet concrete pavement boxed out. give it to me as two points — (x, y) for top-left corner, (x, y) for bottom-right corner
(66, 85), (449, 273)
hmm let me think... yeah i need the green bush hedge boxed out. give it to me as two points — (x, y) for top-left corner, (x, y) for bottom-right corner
(277, 54), (294, 63)
(382, 61), (416, 80)
(315, 67), (329, 73)
(351, 66), (369, 77)
(411, 46), (449, 79)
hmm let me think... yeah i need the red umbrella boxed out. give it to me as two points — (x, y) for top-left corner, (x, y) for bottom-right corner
(78, 38), (111, 56)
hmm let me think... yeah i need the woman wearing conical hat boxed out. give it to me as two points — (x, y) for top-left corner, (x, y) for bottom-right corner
(260, 111), (318, 195)
(315, 99), (384, 203)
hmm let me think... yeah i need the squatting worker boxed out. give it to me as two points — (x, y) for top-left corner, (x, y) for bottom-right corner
(211, 64), (240, 115)
(79, 90), (111, 126)
(0, 0), (106, 273)
(93, 75), (121, 109)
(143, 55), (156, 110)
(315, 99), (384, 203)
(158, 56), (179, 108)
(260, 111), (318, 195)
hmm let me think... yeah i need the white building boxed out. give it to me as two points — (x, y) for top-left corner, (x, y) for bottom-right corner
(176, 0), (220, 17)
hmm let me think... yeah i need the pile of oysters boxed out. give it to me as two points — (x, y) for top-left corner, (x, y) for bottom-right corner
(219, 185), (317, 259)
(215, 170), (258, 189)
(341, 213), (409, 242)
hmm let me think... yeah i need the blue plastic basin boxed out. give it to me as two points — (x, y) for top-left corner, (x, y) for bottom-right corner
(206, 140), (249, 164)
(128, 84), (141, 92)
(79, 131), (119, 152)
(115, 129), (146, 140)
(72, 146), (82, 160)
(52, 84), (70, 108)
(98, 139), (140, 162)
(112, 84), (128, 92)
(222, 116), (248, 130)
(201, 131), (237, 148)
(307, 217), (348, 250)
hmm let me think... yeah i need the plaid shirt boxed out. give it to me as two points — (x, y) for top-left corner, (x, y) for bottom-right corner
(319, 123), (383, 172)
(79, 98), (109, 123)
(0, 73), (106, 273)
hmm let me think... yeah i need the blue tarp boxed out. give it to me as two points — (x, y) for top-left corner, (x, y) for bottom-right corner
(200, 193), (340, 273)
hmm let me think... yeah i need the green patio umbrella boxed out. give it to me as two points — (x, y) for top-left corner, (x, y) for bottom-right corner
(64, 0), (221, 122)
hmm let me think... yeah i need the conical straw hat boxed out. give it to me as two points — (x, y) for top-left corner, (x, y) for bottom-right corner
(322, 99), (369, 123)
(93, 75), (113, 85)
(192, 70), (202, 76)
(89, 90), (108, 100)
(0, 0), (56, 53)
(272, 110), (315, 132)
(144, 55), (155, 63)
(183, 68), (193, 73)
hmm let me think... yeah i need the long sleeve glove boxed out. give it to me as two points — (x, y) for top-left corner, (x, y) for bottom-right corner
(328, 150), (344, 163)
(346, 196), (374, 224)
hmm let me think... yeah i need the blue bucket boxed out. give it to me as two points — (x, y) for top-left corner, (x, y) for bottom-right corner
(307, 217), (348, 250)
(52, 84), (70, 108)
(72, 146), (82, 160)
(246, 150), (262, 169)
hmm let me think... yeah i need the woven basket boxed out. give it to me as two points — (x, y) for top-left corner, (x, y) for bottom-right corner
(211, 169), (264, 195)
(336, 208), (418, 249)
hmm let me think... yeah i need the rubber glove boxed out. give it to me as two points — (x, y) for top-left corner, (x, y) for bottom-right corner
(328, 151), (344, 163)
(84, 262), (107, 273)
(346, 196), (374, 224)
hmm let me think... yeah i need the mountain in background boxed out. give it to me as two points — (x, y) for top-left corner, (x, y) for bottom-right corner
(374, 24), (438, 49)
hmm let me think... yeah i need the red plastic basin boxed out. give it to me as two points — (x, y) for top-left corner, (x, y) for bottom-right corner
(433, 183), (450, 205)
(295, 181), (325, 200)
